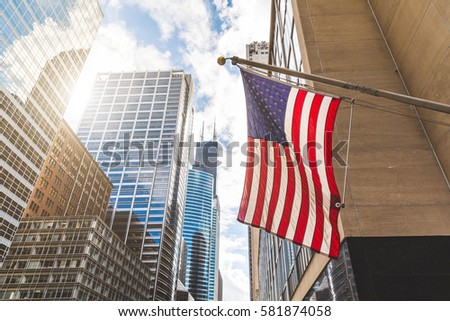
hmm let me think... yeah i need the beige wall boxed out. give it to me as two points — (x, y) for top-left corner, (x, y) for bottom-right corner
(291, 0), (450, 299)
(369, 0), (450, 181)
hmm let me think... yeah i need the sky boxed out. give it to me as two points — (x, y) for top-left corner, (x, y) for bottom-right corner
(65, 0), (272, 300)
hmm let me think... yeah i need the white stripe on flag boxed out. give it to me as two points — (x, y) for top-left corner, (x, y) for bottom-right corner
(284, 88), (299, 143)
(244, 139), (260, 224)
(316, 96), (333, 254)
(299, 92), (316, 248)
(260, 143), (275, 229)
(270, 146), (288, 233)
(285, 146), (303, 241)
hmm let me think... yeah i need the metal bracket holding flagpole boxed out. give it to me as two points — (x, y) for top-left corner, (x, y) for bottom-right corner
(217, 56), (450, 114)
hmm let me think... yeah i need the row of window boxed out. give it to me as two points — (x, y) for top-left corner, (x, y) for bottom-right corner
(4, 122), (45, 173)
(3, 144), (39, 187)
(3, 172), (32, 204)
(1, 194), (25, 222)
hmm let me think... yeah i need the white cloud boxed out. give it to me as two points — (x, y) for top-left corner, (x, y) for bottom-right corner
(221, 266), (250, 301)
(219, 234), (250, 301)
(65, 21), (172, 128)
(92, 22), (172, 72)
(126, 0), (216, 46)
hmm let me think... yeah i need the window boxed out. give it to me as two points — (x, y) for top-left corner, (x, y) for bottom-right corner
(44, 166), (52, 177)
(35, 189), (44, 201)
(54, 176), (62, 187)
(39, 177), (48, 189)
(50, 187), (58, 198)
(29, 201), (39, 213)
(56, 206), (64, 216)
(59, 196), (67, 206)
(48, 157), (56, 168)
(45, 198), (54, 209)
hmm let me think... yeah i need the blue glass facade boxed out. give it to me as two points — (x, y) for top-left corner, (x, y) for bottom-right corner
(182, 169), (215, 301)
(77, 70), (194, 300)
(209, 196), (220, 300)
(1, 0), (103, 263)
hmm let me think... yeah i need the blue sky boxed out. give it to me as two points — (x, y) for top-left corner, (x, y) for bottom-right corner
(65, 0), (271, 300)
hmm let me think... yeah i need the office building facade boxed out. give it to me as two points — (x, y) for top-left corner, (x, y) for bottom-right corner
(1, 0), (103, 263)
(24, 120), (112, 220)
(0, 216), (152, 300)
(77, 70), (194, 300)
(256, 0), (450, 300)
(246, 41), (270, 64)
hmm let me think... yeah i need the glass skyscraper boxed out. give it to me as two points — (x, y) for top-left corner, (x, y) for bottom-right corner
(183, 141), (220, 300)
(77, 70), (194, 300)
(1, 0), (103, 263)
(209, 195), (220, 300)
(182, 169), (214, 301)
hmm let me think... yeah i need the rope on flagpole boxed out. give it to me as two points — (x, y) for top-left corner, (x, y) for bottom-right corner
(340, 99), (355, 208)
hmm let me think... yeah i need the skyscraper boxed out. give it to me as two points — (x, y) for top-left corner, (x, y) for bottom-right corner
(183, 140), (221, 300)
(255, 0), (450, 300)
(182, 168), (214, 300)
(77, 70), (194, 300)
(1, 0), (103, 263)
(193, 141), (219, 194)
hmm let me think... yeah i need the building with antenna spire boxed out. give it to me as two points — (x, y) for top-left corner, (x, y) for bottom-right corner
(182, 123), (221, 300)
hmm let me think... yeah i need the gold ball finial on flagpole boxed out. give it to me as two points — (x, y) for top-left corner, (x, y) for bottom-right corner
(217, 56), (226, 66)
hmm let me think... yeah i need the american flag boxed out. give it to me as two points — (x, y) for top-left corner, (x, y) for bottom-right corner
(237, 69), (342, 258)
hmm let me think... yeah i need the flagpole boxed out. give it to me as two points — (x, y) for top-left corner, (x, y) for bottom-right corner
(217, 56), (450, 114)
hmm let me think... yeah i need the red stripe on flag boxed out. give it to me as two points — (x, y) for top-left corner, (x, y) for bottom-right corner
(291, 90), (307, 151)
(293, 159), (310, 245)
(238, 138), (255, 222)
(265, 143), (281, 231)
(252, 140), (267, 227)
(277, 145), (296, 238)
(308, 95), (325, 252)
(324, 98), (341, 258)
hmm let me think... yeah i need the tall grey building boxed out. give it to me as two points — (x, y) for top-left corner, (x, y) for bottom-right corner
(77, 70), (194, 300)
(1, 0), (103, 263)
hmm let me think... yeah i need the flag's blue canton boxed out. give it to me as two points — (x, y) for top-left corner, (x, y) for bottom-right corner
(241, 70), (290, 143)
